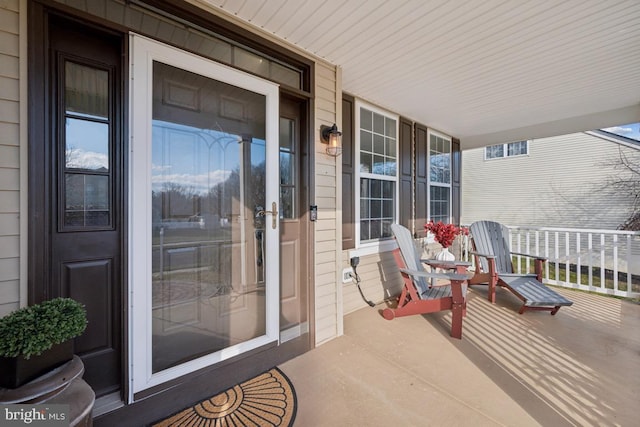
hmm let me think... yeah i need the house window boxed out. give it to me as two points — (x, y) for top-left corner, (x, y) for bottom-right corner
(429, 131), (451, 223)
(485, 140), (529, 159)
(357, 103), (398, 245)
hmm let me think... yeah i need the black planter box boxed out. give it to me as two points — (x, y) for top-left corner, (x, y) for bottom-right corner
(0, 340), (74, 389)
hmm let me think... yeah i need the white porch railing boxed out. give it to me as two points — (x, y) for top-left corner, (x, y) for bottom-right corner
(461, 225), (640, 299)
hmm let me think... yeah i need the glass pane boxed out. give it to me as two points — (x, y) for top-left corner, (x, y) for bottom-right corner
(360, 178), (370, 198)
(360, 152), (372, 173)
(65, 174), (85, 210)
(280, 187), (294, 219)
(361, 130), (372, 152)
(151, 61), (267, 373)
(85, 211), (110, 226)
(382, 181), (394, 198)
(280, 152), (294, 185)
(279, 118), (294, 151)
(371, 200), (382, 217)
(64, 174), (110, 227)
(373, 134), (384, 155)
(371, 179), (382, 198)
(360, 220), (370, 241)
(65, 62), (108, 119)
(373, 155), (384, 174)
(360, 108), (372, 131)
(373, 113), (384, 134)
(85, 175), (109, 209)
(65, 118), (109, 170)
(234, 49), (269, 78)
(386, 158), (395, 176)
(386, 138), (396, 157)
(360, 199), (369, 218)
(385, 117), (396, 137)
(383, 199), (393, 217)
(270, 62), (301, 89)
(370, 220), (382, 239)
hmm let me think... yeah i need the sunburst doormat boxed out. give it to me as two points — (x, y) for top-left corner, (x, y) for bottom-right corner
(153, 368), (296, 427)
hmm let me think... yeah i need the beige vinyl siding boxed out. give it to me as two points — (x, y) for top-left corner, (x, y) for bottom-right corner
(0, 1), (20, 316)
(342, 251), (400, 315)
(461, 132), (640, 230)
(314, 61), (340, 344)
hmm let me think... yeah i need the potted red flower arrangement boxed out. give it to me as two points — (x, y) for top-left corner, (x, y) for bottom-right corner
(424, 220), (468, 260)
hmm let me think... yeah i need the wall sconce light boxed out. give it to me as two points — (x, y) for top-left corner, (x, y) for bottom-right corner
(320, 123), (342, 157)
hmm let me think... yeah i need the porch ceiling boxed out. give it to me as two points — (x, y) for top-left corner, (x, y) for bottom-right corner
(197, 0), (640, 149)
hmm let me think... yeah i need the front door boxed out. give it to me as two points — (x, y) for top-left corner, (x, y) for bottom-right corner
(30, 16), (124, 398)
(129, 35), (280, 396)
(279, 97), (309, 342)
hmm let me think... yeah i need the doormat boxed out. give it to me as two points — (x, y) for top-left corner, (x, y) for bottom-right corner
(152, 368), (297, 427)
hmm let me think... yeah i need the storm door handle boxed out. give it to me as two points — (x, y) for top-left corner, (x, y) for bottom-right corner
(255, 202), (278, 229)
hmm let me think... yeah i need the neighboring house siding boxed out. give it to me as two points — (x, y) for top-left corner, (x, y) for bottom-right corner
(461, 132), (640, 230)
(314, 61), (340, 345)
(0, 1), (20, 317)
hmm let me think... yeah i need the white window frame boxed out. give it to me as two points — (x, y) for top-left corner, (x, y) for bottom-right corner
(353, 100), (399, 254)
(485, 140), (529, 160)
(427, 129), (452, 224)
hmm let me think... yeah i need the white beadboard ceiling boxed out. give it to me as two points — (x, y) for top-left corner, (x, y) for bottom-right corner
(197, 0), (640, 149)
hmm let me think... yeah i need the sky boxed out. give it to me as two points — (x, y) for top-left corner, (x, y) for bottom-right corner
(601, 122), (640, 141)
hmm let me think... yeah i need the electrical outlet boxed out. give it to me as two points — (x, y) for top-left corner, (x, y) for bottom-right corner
(342, 267), (354, 283)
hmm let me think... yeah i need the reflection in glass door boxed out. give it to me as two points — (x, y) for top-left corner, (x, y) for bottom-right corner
(151, 62), (267, 372)
(130, 35), (279, 395)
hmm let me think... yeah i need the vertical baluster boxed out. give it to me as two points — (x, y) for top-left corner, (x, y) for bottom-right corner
(613, 234), (618, 294)
(576, 232), (581, 287)
(627, 235), (632, 293)
(545, 231), (550, 281)
(555, 231), (560, 284)
(588, 233), (593, 289)
(565, 232), (570, 286)
(525, 232), (531, 274)
(600, 234), (605, 291)
(517, 233), (522, 274)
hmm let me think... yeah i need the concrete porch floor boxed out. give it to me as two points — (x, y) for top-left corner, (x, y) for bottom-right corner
(280, 286), (639, 426)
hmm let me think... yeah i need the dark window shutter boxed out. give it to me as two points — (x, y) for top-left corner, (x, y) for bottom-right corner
(415, 123), (428, 236)
(342, 95), (355, 250)
(452, 138), (461, 225)
(399, 117), (413, 233)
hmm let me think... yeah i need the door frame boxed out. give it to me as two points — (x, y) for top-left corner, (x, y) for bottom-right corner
(128, 34), (281, 397)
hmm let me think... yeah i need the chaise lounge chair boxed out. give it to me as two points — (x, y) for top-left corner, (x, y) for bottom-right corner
(468, 220), (573, 314)
(383, 224), (469, 339)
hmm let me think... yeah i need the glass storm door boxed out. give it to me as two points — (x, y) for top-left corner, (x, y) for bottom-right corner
(130, 35), (280, 396)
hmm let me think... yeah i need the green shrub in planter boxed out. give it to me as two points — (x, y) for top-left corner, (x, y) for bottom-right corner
(0, 298), (87, 388)
(0, 297), (87, 359)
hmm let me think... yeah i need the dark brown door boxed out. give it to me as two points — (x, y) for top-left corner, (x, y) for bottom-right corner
(278, 96), (309, 341)
(30, 15), (124, 398)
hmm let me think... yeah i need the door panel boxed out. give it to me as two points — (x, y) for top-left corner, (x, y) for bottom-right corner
(279, 97), (308, 340)
(43, 18), (123, 397)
